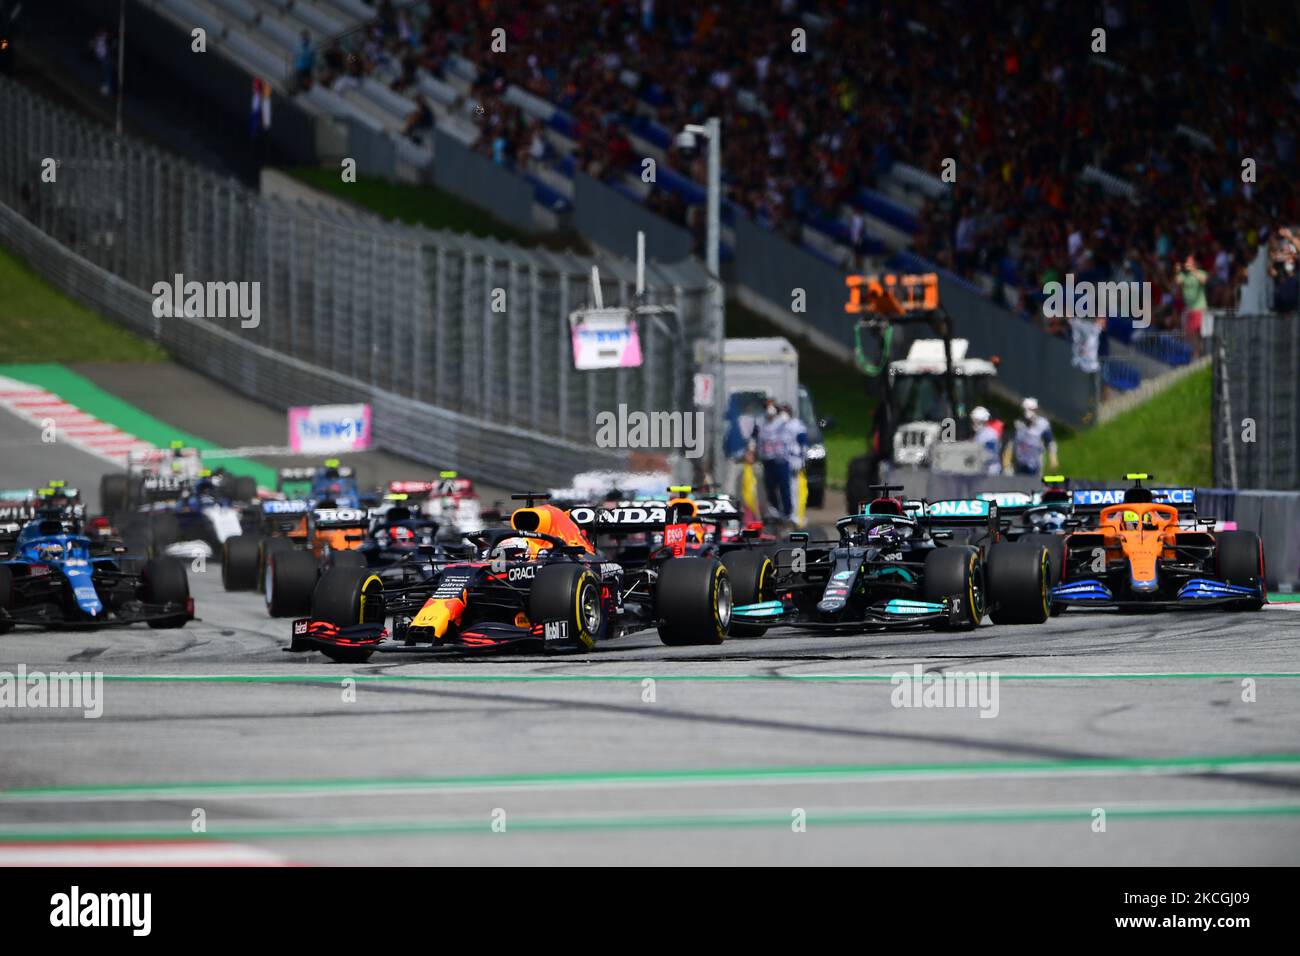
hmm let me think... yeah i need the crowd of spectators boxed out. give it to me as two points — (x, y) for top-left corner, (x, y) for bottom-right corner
(294, 1), (1300, 326)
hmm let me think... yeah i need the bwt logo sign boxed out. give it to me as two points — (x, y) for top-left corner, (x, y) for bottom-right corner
(151, 273), (260, 328)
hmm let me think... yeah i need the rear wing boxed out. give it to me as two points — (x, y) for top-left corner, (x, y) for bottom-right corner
(260, 498), (310, 532)
(0, 503), (36, 524)
(567, 504), (681, 534)
(140, 475), (188, 501)
(310, 507), (371, 530)
(977, 491), (1036, 517)
(1070, 487), (1197, 515)
(915, 498), (1000, 526)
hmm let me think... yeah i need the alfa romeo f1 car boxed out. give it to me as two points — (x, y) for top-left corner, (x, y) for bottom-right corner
(288, 493), (746, 661)
(1048, 475), (1265, 612)
(0, 507), (192, 630)
(729, 486), (1052, 633)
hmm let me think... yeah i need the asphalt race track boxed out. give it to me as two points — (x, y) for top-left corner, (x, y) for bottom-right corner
(3, 403), (1299, 865)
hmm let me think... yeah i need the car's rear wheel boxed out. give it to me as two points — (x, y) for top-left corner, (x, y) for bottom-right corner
(987, 541), (1050, 624)
(923, 546), (984, 630)
(529, 564), (605, 650)
(221, 534), (260, 590)
(0, 565), (13, 634)
(721, 550), (773, 637)
(258, 537), (294, 590)
(142, 557), (190, 629)
(656, 558), (731, 646)
(266, 550), (319, 618)
(100, 473), (130, 519)
(310, 566), (385, 662)
(232, 475), (258, 503)
(1217, 530), (1266, 611)
(149, 512), (181, 556)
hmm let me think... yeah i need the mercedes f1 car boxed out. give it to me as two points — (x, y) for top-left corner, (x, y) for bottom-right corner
(287, 492), (745, 661)
(1048, 475), (1265, 612)
(0, 506), (192, 630)
(729, 485), (1052, 633)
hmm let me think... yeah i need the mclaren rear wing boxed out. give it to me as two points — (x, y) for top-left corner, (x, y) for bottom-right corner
(1069, 487), (1197, 516)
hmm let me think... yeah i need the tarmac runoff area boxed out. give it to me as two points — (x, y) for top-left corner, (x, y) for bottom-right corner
(1, 387), (1299, 864)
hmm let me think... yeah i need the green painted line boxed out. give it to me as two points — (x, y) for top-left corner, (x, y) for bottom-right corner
(6, 753), (1299, 801)
(0, 362), (277, 488)
(89, 671), (1300, 684)
(2, 802), (1299, 842)
(1270, 592), (1300, 603)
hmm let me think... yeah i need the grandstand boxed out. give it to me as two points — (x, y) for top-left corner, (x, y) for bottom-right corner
(132, 0), (1299, 403)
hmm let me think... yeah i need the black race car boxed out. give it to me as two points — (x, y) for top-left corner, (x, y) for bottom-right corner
(730, 485), (1051, 633)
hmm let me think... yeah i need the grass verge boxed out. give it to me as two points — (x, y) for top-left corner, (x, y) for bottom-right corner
(0, 246), (165, 363)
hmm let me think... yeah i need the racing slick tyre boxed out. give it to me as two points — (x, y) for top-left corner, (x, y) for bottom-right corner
(266, 550), (319, 618)
(721, 550), (774, 637)
(529, 564), (605, 651)
(311, 566), (385, 663)
(100, 474), (130, 518)
(0, 565), (13, 634)
(258, 536), (294, 590)
(221, 534), (261, 591)
(923, 546), (985, 630)
(845, 455), (874, 516)
(656, 558), (731, 647)
(1216, 530), (1266, 611)
(232, 475), (258, 503)
(148, 512), (181, 556)
(141, 557), (190, 629)
(986, 541), (1050, 625)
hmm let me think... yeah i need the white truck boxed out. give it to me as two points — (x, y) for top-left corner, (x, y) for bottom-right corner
(722, 338), (830, 506)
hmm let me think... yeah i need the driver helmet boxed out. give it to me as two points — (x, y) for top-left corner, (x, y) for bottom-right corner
(390, 525), (417, 547)
(495, 535), (547, 559)
(1030, 509), (1066, 532)
(37, 541), (65, 562)
(867, 523), (902, 548)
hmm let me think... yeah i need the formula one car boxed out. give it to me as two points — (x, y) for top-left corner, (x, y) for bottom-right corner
(101, 444), (258, 517)
(980, 476), (1081, 584)
(386, 473), (485, 534)
(729, 486), (1051, 634)
(276, 460), (363, 508)
(118, 470), (248, 560)
(1048, 475), (1265, 612)
(221, 498), (370, 615)
(0, 507), (192, 631)
(288, 492), (742, 661)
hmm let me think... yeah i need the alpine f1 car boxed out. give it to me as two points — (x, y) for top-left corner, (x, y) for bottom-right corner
(1048, 475), (1265, 612)
(288, 493), (745, 661)
(729, 485), (1052, 634)
(0, 507), (192, 630)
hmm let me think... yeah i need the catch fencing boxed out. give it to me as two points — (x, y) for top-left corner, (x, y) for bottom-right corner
(1213, 313), (1300, 491)
(0, 78), (718, 490)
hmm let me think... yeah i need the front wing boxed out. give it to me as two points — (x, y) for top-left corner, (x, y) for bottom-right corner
(1050, 577), (1263, 609)
(732, 597), (967, 632)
